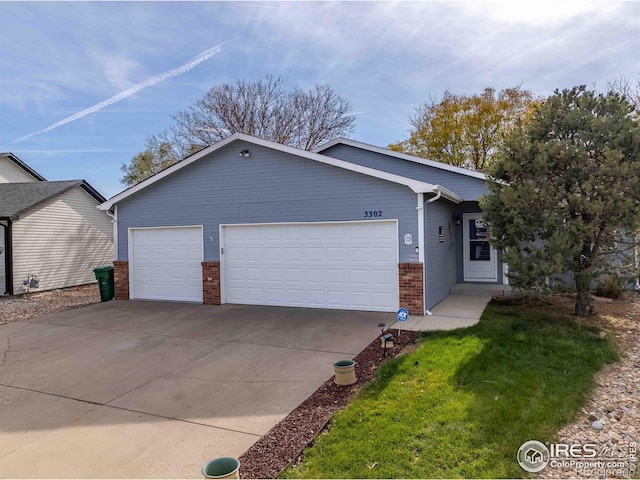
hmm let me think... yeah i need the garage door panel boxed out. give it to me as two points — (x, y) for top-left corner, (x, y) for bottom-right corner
(265, 268), (283, 281)
(222, 222), (399, 312)
(265, 248), (282, 260)
(245, 247), (263, 261)
(247, 268), (263, 281)
(326, 247), (347, 261)
(130, 227), (203, 303)
(226, 266), (248, 281)
(305, 247), (324, 261)
(283, 268), (304, 282)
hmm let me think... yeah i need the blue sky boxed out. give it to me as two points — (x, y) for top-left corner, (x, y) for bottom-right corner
(2, 1), (639, 199)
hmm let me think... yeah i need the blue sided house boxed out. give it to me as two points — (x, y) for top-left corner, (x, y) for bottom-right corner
(99, 133), (504, 315)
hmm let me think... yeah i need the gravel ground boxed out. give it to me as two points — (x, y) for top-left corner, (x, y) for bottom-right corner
(540, 295), (640, 479)
(0, 284), (101, 324)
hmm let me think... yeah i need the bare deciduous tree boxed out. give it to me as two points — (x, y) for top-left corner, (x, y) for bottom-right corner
(121, 75), (355, 185)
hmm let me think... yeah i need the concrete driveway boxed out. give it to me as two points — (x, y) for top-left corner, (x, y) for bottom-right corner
(0, 301), (387, 478)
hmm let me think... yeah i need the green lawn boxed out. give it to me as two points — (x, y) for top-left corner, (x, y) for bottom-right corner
(282, 299), (619, 479)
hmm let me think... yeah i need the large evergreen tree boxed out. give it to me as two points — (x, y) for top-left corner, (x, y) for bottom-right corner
(481, 86), (640, 316)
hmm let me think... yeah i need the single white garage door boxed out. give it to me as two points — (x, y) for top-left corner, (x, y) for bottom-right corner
(221, 221), (399, 312)
(130, 226), (203, 302)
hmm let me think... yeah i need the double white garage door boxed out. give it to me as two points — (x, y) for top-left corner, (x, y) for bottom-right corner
(130, 221), (399, 312)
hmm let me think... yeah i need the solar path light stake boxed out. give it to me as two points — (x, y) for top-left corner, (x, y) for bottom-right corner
(381, 333), (394, 349)
(378, 322), (388, 357)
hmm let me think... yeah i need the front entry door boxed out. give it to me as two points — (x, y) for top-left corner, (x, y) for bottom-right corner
(463, 213), (497, 282)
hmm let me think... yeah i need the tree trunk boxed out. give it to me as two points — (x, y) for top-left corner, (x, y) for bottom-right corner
(574, 269), (594, 317)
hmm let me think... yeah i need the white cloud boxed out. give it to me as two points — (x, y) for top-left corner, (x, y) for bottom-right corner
(457, 0), (622, 26)
(14, 43), (226, 143)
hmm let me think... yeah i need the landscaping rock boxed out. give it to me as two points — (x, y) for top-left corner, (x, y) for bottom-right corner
(0, 284), (100, 324)
(541, 295), (640, 479)
(592, 295), (614, 303)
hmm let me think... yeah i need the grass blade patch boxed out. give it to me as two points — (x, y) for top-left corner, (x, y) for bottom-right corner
(283, 300), (618, 479)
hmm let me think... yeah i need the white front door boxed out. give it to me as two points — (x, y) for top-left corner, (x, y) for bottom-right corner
(463, 213), (497, 282)
(221, 220), (399, 312)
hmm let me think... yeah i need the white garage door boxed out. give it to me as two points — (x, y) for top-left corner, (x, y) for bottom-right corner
(130, 226), (203, 302)
(221, 221), (399, 312)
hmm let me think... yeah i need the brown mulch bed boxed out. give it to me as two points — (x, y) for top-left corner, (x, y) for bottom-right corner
(238, 328), (420, 479)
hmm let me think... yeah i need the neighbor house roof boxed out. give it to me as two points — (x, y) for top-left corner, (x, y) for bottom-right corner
(313, 138), (488, 181)
(0, 152), (47, 181)
(0, 180), (106, 219)
(99, 133), (462, 211)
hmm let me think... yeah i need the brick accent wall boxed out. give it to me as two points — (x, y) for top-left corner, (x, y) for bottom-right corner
(398, 262), (424, 315)
(202, 261), (221, 305)
(113, 260), (129, 300)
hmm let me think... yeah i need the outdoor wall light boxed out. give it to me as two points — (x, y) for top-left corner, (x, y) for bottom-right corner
(239, 149), (250, 157)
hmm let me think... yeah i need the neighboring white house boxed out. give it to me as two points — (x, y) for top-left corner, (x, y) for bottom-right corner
(0, 153), (114, 295)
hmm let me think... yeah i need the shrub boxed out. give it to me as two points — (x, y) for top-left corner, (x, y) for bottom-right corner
(595, 274), (625, 299)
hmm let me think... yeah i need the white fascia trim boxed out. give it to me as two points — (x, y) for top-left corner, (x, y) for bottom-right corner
(314, 138), (487, 181)
(434, 185), (462, 204)
(98, 133), (452, 210)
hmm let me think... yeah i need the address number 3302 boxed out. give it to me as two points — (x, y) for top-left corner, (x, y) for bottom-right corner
(364, 210), (382, 218)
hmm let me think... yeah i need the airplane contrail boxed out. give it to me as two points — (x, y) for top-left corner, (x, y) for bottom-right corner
(14, 43), (225, 143)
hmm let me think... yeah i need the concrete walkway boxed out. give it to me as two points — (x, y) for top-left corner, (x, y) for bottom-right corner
(390, 294), (492, 331)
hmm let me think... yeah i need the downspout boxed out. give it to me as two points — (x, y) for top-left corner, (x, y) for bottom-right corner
(422, 187), (443, 315)
(1, 219), (13, 295)
(417, 194), (426, 315)
(105, 206), (118, 262)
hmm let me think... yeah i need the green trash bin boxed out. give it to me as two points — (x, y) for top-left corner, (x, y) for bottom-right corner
(93, 266), (114, 302)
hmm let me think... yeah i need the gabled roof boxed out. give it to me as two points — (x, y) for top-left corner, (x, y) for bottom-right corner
(0, 180), (106, 218)
(0, 152), (47, 181)
(313, 138), (487, 181)
(98, 133), (462, 211)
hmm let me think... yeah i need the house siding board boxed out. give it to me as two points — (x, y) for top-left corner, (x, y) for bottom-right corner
(12, 186), (114, 293)
(425, 200), (457, 308)
(321, 144), (488, 200)
(0, 158), (39, 183)
(116, 141), (418, 263)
